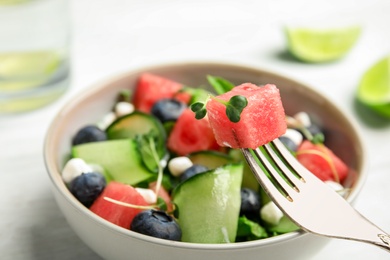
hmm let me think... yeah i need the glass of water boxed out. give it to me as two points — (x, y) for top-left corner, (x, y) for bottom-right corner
(0, 0), (71, 113)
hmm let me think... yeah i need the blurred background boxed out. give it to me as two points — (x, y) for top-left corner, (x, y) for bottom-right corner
(1, 0), (389, 259)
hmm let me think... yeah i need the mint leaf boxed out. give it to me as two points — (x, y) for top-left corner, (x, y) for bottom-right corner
(135, 131), (160, 173)
(207, 75), (235, 95)
(136, 131), (165, 206)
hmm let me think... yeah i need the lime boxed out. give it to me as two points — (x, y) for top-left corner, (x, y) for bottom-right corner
(285, 26), (361, 63)
(357, 56), (390, 118)
(0, 0), (32, 5)
(0, 50), (62, 91)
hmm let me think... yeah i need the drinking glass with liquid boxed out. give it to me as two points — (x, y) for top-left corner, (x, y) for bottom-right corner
(0, 0), (71, 113)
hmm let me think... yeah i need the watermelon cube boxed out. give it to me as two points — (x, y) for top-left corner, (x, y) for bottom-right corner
(296, 140), (349, 183)
(167, 108), (219, 156)
(90, 181), (148, 229)
(133, 73), (190, 113)
(206, 83), (287, 149)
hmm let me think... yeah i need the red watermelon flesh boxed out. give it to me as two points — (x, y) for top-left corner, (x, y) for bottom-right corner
(167, 108), (219, 156)
(90, 181), (148, 229)
(296, 140), (349, 183)
(132, 73), (191, 113)
(206, 83), (287, 149)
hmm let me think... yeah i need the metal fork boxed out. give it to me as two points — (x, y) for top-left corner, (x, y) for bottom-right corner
(241, 138), (390, 252)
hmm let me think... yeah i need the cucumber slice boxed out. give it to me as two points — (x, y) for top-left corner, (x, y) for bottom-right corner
(267, 215), (299, 234)
(188, 150), (233, 169)
(72, 139), (153, 185)
(106, 111), (167, 172)
(173, 163), (243, 243)
(228, 149), (260, 191)
(106, 111), (166, 141)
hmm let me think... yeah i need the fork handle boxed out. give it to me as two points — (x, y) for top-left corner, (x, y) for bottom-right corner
(361, 225), (390, 252)
(376, 234), (390, 252)
(325, 214), (390, 252)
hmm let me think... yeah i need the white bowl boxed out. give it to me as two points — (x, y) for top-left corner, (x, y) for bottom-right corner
(44, 61), (366, 260)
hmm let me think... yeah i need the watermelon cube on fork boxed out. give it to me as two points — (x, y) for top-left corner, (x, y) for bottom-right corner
(206, 83), (287, 149)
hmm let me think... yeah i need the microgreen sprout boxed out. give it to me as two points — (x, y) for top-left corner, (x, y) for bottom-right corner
(105, 131), (167, 210)
(103, 196), (168, 211)
(103, 196), (157, 210)
(147, 135), (164, 200)
(190, 75), (247, 122)
(285, 116), (325, 144)
(190, 95), (248, 123)
(190, 101), (207, 119)
(223, 95), (248, 123)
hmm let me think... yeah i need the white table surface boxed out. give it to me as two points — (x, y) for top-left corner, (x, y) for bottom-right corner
(1, 0), (390, 259)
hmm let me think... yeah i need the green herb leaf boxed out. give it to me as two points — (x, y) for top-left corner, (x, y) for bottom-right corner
(156, 197), (167, 211)
(236, 216), (268, 241)
(225, 95), (248, 123)
(207, 75), (235, 95)
(229, 95), (248, 108)
(194, 109), (207, 119)
(135, 131), (160, 172)
(190, 101), (207, 119)
(311, 133), (325, 144)
(118, 89), (132, 102)
(190, 102), (204, 112)
(181, 86), (211, 104)
(135, 131), (165, 206)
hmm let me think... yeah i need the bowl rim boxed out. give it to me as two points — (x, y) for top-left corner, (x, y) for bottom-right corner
(44, 60), (368, 250)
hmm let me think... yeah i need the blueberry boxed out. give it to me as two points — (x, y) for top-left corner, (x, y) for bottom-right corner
(279, 136), (298, 151)
(180, 164), (208, 183)
(72, 125), (107, 145)
(151, 98), (186, 123)
(240, 188), (261, 220)
(69, 172), (106, 207)
(130, 209), (182, 241)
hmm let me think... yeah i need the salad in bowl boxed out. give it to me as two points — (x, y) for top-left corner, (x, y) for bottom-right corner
(44, 62), (365, 260)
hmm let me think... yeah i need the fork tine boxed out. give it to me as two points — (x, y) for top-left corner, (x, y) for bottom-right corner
(241, 148), (289, 204)
(243, 140), (390, 252)
(271, 138), (323, 183)
(255, 146), (298, 200)
(262, 142), (304, 191)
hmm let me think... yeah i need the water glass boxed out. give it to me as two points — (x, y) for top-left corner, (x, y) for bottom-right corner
(0, 0), (71, 113)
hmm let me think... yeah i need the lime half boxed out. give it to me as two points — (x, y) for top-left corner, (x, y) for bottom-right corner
(285, 26), (361, 63)
(357, 56), (390, 118)
(0, 0), (32, 5)
(0, 50), (62, 91)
